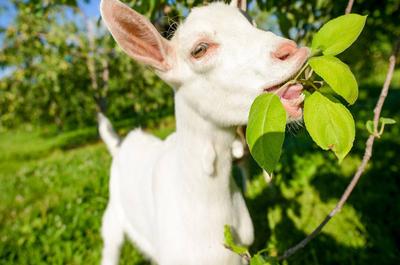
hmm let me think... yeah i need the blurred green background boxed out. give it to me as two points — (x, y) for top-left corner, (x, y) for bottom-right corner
(0, 0), (399, 264)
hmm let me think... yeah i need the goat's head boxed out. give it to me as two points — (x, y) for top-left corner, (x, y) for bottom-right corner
(100, 0), (309, 126)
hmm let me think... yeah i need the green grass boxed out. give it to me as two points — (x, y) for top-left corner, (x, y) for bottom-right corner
(0, 85), (399, 264)
(0, 130), (150, 264)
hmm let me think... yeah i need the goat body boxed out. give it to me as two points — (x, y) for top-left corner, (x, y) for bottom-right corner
(99, 0), (309, 264)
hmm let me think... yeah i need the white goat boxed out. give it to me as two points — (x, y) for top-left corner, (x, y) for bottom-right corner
(98, 0), (309, 264)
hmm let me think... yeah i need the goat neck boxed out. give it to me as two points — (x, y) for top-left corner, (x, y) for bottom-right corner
(175, 92), (236, 187)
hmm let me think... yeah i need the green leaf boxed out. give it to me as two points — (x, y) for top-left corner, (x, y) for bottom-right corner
(304, 91), (355, 162)
(380, 117), (396, 125)
(224, 225), (248, 255)
(366, 120), (374, 134)
(318, 84), (335, 96)
(250, 254), (266, 265)
(309, 56), (358, 104)
(303, 90), (312, 99)
(264, 257), (279, 265)
(377, 117), (396, 136)
(251, 255), (279, 265)
(364, 118), (395, 136)
(246, 93), (287, 174)
(311, 14), (367, 55)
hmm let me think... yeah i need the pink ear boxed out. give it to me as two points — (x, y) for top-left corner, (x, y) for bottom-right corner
(100, 0), (172, 71)
(230, 0), (247, 11)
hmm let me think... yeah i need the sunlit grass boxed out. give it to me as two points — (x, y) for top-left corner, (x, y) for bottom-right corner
(1, 94), (399, 265)
(0, 129), (148, 264)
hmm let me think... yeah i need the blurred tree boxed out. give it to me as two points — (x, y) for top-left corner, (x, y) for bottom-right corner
(0, 0), (174, 130)
(0, 0), (398, 130)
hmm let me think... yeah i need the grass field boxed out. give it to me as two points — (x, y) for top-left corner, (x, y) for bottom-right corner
(0, 86), (399, 264)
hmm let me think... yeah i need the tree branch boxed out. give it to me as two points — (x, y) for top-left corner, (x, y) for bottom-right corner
(86, 19), (98, 93)
(345, 0), (355, 14)
(98, 56), (110, 113)
(276, 0), (399, 260)
(278, 38), (399, 262)
(84, 16), (109, 113)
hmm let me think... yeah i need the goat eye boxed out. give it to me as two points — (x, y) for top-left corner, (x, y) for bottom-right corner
(191, 43), (209, 59)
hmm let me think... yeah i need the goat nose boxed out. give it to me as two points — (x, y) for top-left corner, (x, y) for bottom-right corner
(272, 42), (299, 61)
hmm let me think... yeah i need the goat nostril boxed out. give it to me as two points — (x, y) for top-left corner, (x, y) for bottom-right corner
(273, 43), (298, 61)
(278, 52), (291, 61)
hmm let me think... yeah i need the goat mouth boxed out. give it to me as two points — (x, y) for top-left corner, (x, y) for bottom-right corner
(264, 82), (302, 99)
(263, 81), (305, 118)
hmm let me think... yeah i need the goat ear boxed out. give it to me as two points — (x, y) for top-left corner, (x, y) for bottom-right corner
(230, 0), (247, 11)
(100, 0), (172, 71)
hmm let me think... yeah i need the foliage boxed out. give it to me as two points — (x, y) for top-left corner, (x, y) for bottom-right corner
(0, 0), (173, 130)
(234, 83), (399, 264)
(246, 94), (286, 174)
(247, 14), (365, 173)
(311, 14), (366, 56)
(224, 225), (250, 256)
(304, 91), (355, 162)
(366, 117), (396, 136)
(308, 56), (358, 104)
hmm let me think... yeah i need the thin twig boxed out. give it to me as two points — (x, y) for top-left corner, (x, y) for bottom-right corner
(345, 0), (355, 14)
(86, 19), (98, 93)
(101, 58), (109, 96)
(278, 39), (399, 261)
(294, 62), (309, 81)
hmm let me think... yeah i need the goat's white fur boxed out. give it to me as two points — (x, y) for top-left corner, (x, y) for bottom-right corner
(98, 112), (120, 156)
(99, 1), (309, 264)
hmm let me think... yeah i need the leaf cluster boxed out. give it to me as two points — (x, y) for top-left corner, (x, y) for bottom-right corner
(247, 14), (367, 177)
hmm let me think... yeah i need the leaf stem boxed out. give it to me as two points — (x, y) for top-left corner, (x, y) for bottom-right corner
(299, 79), (319, 91)
(310, 49), (322, 57)
(306, 68), (314, 79)
(294, 62), (309, 81)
